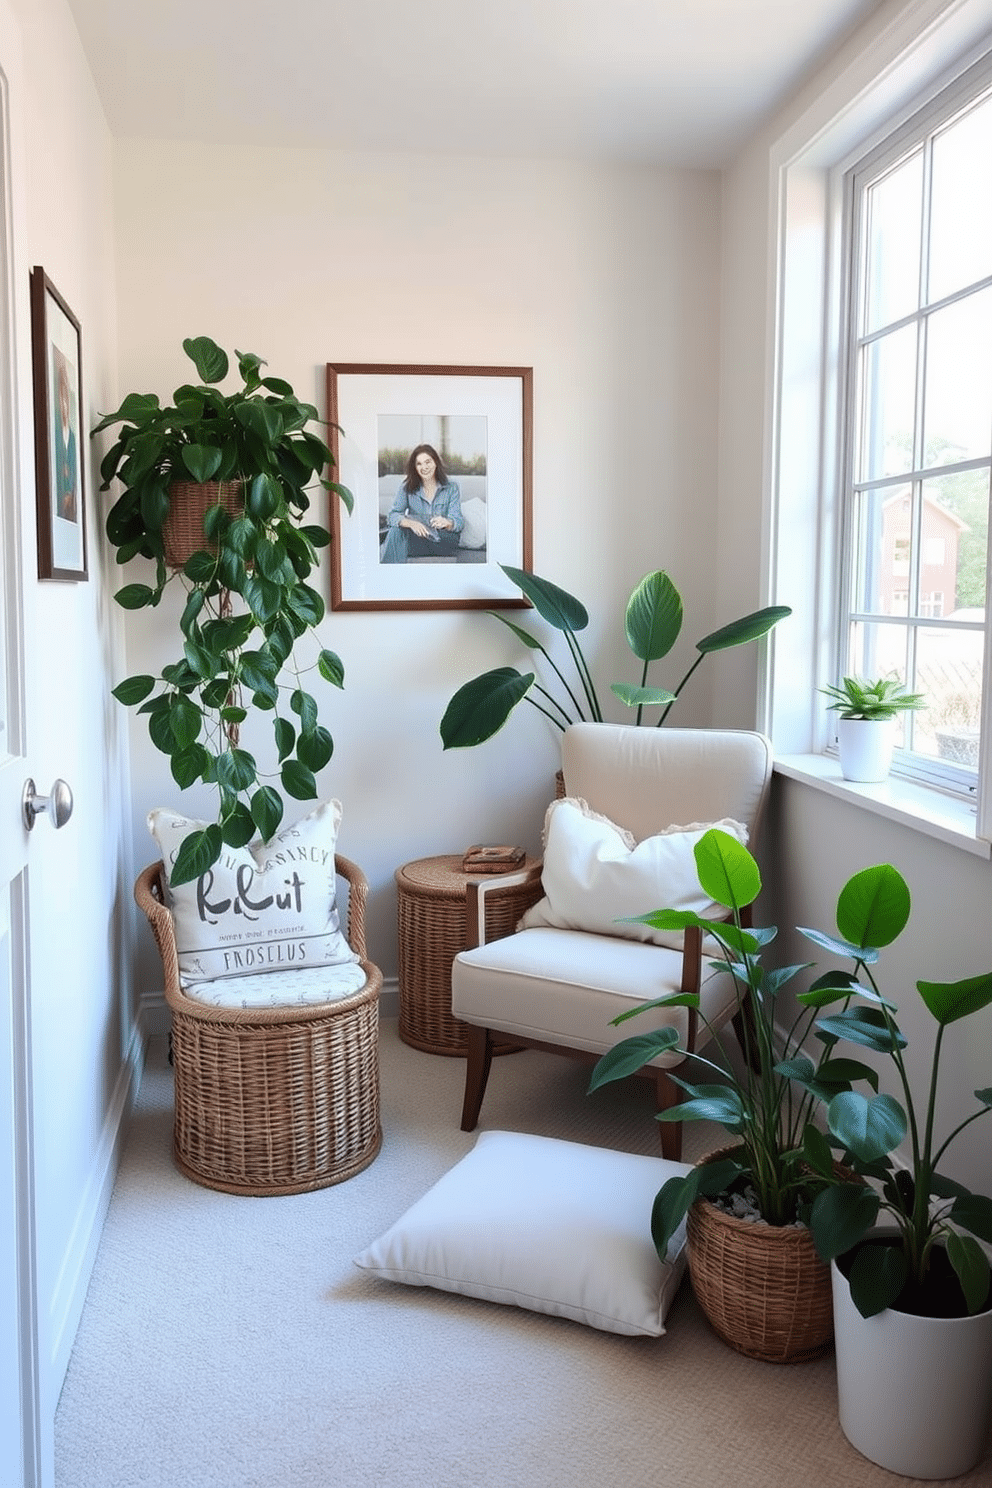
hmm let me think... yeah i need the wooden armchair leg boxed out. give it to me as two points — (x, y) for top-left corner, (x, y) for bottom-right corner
(460, 1023), (495, 1131)
(654, 1070), (683, 1162)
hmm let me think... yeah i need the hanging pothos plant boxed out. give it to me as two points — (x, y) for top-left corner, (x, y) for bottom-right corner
(93, 336), (353, 886)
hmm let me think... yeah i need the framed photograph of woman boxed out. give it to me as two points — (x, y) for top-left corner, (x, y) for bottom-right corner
(327, 363), (532, 610)
(30, 267), (87, 581)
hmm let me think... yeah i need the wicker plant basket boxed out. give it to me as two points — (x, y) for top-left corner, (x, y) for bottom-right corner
(686, 1146), (835, 1364)
(135, 857), (382, 1196)
(163, 479), (244, 568)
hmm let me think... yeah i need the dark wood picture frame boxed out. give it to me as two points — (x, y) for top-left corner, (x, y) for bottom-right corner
(30, 266), (87, 581)
(327, 362), (532, 611)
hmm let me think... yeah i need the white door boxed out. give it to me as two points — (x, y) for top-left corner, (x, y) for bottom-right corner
(0, 62), (41, 1488)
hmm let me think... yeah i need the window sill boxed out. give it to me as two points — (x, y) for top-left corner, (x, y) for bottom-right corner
(773, 754), (990, 859)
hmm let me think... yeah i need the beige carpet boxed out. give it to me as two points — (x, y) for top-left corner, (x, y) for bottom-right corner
(54, 1016), (991, 1487)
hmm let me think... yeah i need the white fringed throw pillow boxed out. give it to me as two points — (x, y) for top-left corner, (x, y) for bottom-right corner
(519, 797), (748, 949)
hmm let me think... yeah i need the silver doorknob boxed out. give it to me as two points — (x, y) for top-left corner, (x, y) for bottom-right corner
(22, 778), (73, 831)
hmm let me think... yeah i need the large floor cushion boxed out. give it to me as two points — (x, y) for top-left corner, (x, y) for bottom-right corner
(355, 1130), (692, 1335)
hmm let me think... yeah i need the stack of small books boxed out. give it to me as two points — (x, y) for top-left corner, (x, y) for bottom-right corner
(461, 844), (526, 874)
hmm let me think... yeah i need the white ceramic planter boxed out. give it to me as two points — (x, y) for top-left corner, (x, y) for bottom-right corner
(831, 1258), (992, 1479)
(837, 716), (895, 782)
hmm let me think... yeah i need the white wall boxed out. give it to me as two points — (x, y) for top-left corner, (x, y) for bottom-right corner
(108, 140), (723, 987)
(4, 0), (132, 1455)
(719, 0), (992, 1198)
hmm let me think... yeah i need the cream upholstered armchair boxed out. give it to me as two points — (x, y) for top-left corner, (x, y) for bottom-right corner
(451, 724), (774, 1160)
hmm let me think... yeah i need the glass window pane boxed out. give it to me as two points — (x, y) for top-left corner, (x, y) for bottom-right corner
(851, 485), (914, 616)
(847, 618), (909, 690)
(857, 323), (918, 481)
(928, 93), (992, 304)
(913, 623), (984, 768)
(921, 469), (989, 614)
(923, 286), (992, 464)
(864, 149), (923, 333)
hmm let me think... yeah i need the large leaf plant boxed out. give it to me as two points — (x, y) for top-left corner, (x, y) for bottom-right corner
(439, 566), (790, 748)
(588, 829), (992, 1321)
(94, 336), (353, 885)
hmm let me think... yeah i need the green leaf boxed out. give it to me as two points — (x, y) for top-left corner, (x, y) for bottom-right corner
(499, 566), (588, 632)
(801, 1121), (836, 1177)
(318, 649), (345, 688)
(112, 675), (155, 706)
(695, 605), (792, 653)
(440, 668), (536, 749)
(693, 828), (761, 911)
(281, 758), (318, 800)
(169, 696), (202, 749)
(290, 688), (318, 733)
(836, 864), (911, 950)
(624, 570), (683, 661)
(816, 1005), (906, 1054)
(221, 803), (257, 849)
(815, 1057), (880, 1093)
(947, 1232), (991, 1314)
(296, 726), (333, 773)
(114, 583), (156, 611)
(179, 444), (223, 482)
(170, 824), (223, 888)
(798, 926), (879, 964)
(809, 1183), (881, 1262)
(182, 336), (228, 384)
(248, 473), (281, 520)
(657, 1085), (745, 1129)
(917, 972), (992, 1027)
(848, 1240), (908, 1317)
(183, 550), (218, 583)
(797, 970), (864, 1008)
(215, 748), (257, 793)
(490, 613), (543, 650)
(250, 786), (283, 842)
(610, 683), (678, 708)
(950, 1193), (992, 1244)
(827, 1090), (906, 1162)
(236, 399), (283, 445)
(587, 1027), (681, 1090)
(274, 717), (296, 762)
(651, 1172), (700, 1258)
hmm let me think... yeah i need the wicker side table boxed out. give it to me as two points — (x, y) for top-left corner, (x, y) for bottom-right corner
(395, 853), (542, 1055)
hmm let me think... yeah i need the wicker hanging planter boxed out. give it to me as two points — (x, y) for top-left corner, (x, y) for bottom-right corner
(162, 479), (244, 568)
(685, 1146), (835, 1364)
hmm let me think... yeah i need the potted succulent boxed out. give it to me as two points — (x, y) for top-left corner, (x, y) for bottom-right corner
(589, 827), (863, 1363)
(820, 674), (926, 783)
(439, 566), (790, 748)
(93, 336), (353, 885)
(803, 863), (992, 1478)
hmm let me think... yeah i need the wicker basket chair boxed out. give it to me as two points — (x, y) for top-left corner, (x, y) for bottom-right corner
(135, 855), (383, 1196)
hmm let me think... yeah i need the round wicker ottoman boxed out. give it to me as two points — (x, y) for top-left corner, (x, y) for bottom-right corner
(135, 859), (382, 1196)
(395, 854), (543, 1056)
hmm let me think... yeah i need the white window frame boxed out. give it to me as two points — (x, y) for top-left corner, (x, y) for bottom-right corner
(763, 1), (992, 854)
(836, 66), (992, 800)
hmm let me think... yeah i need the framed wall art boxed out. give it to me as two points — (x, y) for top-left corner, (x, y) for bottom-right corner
(326, 362), (532, 610)
(30, 266), (87, 580)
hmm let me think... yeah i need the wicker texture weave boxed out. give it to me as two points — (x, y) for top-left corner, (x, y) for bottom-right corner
(135, 857), (382, 1195)
(395, 854), (543, 1055)
(163, 480), (244, 568)
(686, 1148), (834, 1364)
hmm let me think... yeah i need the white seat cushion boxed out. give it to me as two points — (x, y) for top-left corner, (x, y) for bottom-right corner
(354, 1130), (692, 1335)
(452, 926), (737, 1066)
(181, 961), (367, 1009)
